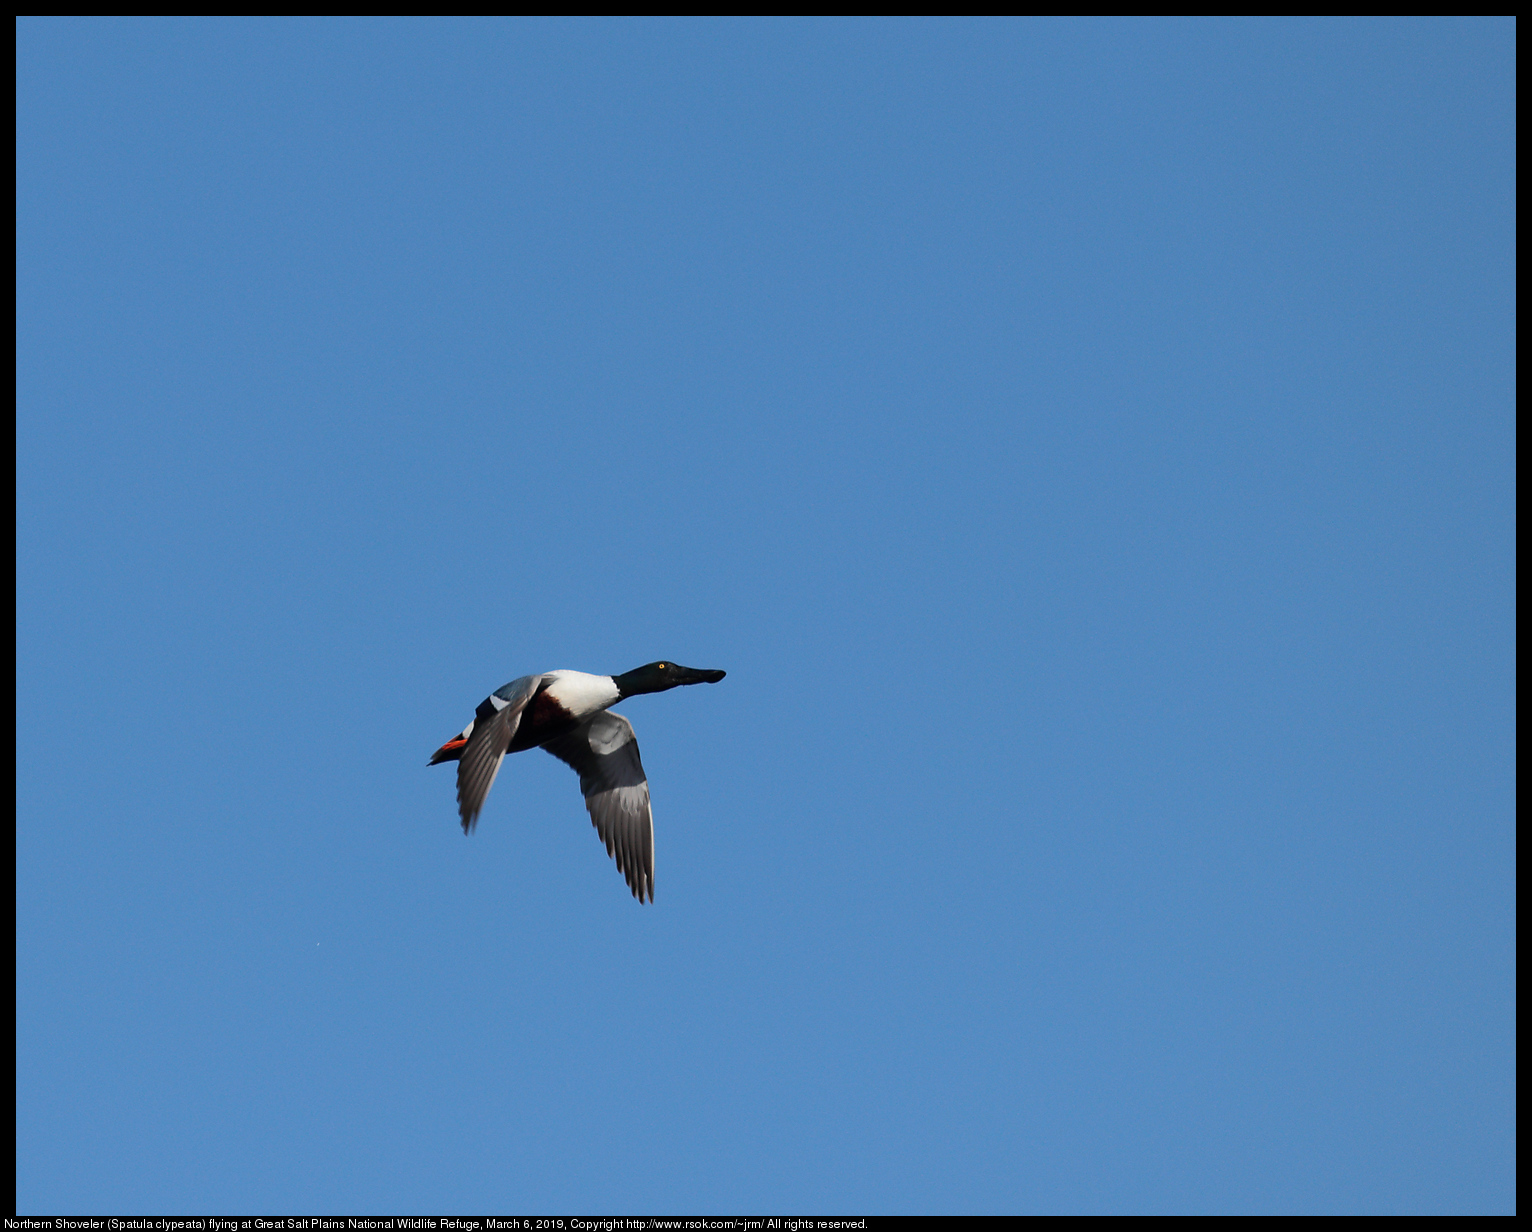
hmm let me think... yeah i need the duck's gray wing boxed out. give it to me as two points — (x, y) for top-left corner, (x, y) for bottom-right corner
(457, 674), (542, 834)
(541, 710), (653, 903)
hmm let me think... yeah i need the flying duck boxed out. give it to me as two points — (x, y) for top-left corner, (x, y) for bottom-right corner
(429, 662), (726, 902)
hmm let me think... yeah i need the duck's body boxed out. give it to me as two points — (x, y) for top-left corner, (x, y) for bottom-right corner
(495, 670), (619, 752)
(429, 662), (725, 902)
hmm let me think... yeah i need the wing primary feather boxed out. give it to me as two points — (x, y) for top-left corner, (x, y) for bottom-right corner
(642, 809), (654, 902)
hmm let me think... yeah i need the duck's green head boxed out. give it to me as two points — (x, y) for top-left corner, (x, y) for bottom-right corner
(614, 661), (727, 698)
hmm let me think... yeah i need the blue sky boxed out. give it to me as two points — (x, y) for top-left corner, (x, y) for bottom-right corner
(16, 18), (1515, 1215)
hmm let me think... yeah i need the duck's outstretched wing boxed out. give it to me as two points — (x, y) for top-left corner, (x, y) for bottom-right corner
(541, 710), (653, 903)
(457, 674), (542, 834)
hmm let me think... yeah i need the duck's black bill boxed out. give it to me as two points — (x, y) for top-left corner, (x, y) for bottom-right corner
(680, 667), (726, 685)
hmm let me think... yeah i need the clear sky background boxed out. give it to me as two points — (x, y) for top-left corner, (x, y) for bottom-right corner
(16, 18), (1515, 1215)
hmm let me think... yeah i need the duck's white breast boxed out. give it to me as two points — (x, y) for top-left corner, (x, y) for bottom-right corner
(542, 670), (620, 720)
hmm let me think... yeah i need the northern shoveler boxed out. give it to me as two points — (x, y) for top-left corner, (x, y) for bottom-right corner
(429, 662), (726, 902)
